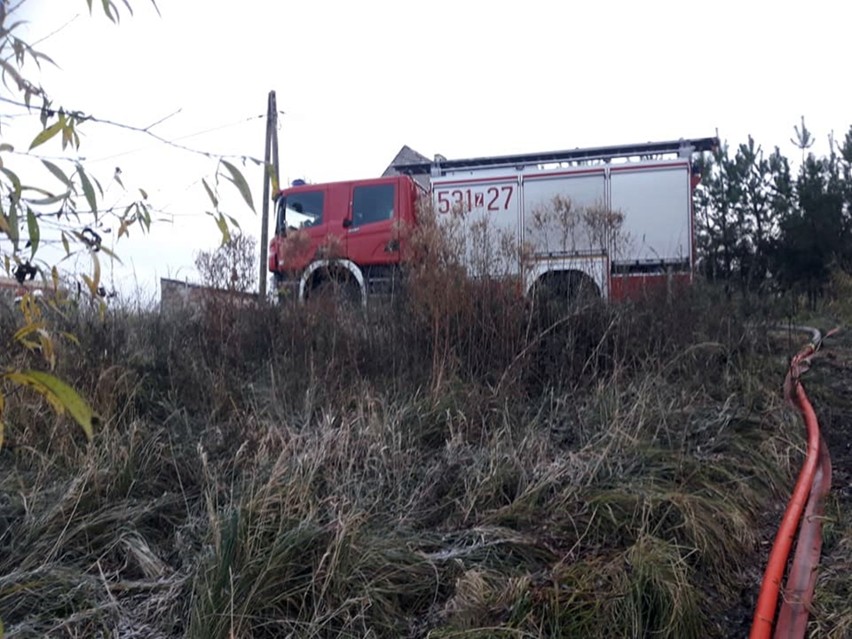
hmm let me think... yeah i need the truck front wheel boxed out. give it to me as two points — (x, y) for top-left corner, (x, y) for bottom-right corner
(308, 276), (363, 310)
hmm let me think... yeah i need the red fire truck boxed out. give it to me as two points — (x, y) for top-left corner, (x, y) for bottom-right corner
(267, 137), (717, 305)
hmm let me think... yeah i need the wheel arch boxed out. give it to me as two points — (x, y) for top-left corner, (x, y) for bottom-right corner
(299, 259), (366, 306)
(524, 257), (608, 300)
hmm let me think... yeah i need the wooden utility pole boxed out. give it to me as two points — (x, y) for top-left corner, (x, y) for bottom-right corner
(259, 90), (279, 302)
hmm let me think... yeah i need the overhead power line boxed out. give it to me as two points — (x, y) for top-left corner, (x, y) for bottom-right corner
(85, 112), (267, 164)
(0, 95), (278, 164)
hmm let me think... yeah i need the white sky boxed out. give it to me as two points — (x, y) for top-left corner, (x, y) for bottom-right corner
(4, 0), (851, 298)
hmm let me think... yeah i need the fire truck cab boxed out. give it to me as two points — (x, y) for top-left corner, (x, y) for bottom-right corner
(268, 175), (423, 303)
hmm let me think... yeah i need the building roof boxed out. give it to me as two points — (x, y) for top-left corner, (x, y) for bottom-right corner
(382, 145), (430, 177)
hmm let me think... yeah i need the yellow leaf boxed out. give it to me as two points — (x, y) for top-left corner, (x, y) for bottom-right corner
(82, 274), (98, 298)
(29, 119), (64, 151)
(19, 338), (41, 351)
(61, 331), (80, 346)
(12, 321), (45, 343)
(4, 371), (64, 414)
(0, 391), (5, 449)
(19, 291), (43, 320)
(5, 370), (97, 440)
(37, 330), (57, 370)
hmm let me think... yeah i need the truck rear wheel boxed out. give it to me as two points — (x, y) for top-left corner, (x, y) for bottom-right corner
(532, 270), (600, 318)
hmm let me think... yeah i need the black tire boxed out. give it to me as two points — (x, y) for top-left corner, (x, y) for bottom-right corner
(309, 276), (363, 310)
(532, 271), (600, 319)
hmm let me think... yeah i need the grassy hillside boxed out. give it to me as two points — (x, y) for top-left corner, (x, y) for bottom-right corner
(0, 283), (847, 638)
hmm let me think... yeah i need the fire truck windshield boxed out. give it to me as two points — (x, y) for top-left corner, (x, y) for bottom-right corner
(277, 191), (324, 232)
(275, 198), (314, 232)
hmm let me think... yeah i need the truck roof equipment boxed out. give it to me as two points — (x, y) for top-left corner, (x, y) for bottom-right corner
(395, 137), (718, 177)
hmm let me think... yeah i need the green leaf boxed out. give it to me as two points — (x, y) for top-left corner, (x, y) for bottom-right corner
(27, 192), (70, 206)
(0, 167), (22, 200)
(29, 119), (64, 151)
(76, 164), (97, 216)
(0, 59), (26, 97)
(98, 244), (123, 264)
(32, 50), (57, 68)
(6, 370), (97, 440)
(0, 143), (14, 153)
(42, 159), (72, 187)
(137, 202), (151, 231)
(26, 208), (39, 257)
(220, 160), (255, 213)
(7, 201), (19, 248)
(22, 185), (57, 198)
(61, 232), (70, 256)
(102, 0), (116, 22)
(202, 178), (218, 208)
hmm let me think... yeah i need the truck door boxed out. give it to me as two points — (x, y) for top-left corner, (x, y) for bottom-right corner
(609, 162), (692, 266)
(431, 176), (521, 279)
(522, 168), (608, 256)
(344, 179), (400, 267)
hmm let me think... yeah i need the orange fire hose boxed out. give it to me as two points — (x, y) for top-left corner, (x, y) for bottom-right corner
(774, 434), (832, 638)
(749, 330), (832, 639)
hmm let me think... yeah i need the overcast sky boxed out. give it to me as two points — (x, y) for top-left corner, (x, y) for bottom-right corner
(5, 0), (851, 297)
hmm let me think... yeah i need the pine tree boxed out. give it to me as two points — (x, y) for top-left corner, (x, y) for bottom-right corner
(772, 138), (847, 309)
(695, 138), (781, 295)
(731, 137), (778, 293)
(694, 143), (745, 292)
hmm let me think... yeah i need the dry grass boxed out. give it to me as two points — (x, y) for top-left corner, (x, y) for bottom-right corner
(0, 267), (837, 638)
